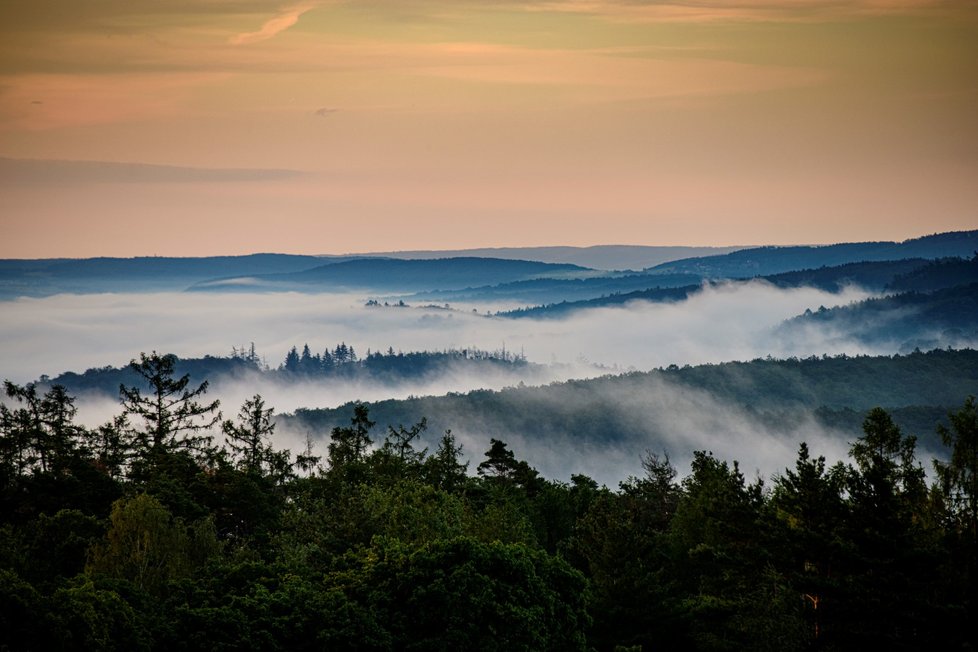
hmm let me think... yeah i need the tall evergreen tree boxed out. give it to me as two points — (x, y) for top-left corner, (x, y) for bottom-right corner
(328, 404), (374, 470)
(424, 430), (468, 492)
(934, 396), (978, 647)
(935, 396), (978, 546)
(282, 346), (300, 373)
(222, 394), (277, 475)
(119, 352), (220, 459)
(840, 408), (935, 648)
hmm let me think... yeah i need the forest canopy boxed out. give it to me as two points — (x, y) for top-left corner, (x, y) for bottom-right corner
(2, 352), (977, 650)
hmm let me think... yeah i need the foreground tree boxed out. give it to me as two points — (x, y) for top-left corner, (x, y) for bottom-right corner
(87, 494), (220, 597)
(934, 397), (978, 647)
(770, 442), (847, 646)
(838, 408), (938, 648)
(223, 394), (281, 476)
(120, 352), (220, 460)
(935, 396), (978, 546)
(327, 403), (374, 471)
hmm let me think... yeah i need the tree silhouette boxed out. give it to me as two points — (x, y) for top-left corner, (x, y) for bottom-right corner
(119, 352), (220, 459)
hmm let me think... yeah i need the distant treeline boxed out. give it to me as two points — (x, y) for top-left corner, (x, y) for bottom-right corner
(44, 344), (531, 396)
(276, 342), (527, 378)
(2, 352), (977, 649)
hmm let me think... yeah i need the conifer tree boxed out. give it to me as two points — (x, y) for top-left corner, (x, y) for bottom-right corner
(328, 403), (374, 469)
(223, 394), (276, 474)
(119, 352), (220, 459)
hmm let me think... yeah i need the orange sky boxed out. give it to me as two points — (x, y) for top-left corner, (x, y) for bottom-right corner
(1, 0), (976, 257)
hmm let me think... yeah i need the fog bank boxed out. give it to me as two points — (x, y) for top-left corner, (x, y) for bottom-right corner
(1, 282), (879, 386)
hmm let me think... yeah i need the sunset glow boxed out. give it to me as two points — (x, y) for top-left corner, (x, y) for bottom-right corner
(2, 0), (976, 257)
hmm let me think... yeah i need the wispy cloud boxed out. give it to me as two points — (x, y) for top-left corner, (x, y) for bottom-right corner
(528, 0), (970, 22)
(229, 2), (318, 45)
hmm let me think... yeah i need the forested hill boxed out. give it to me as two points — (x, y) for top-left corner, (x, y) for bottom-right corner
(644, 230), (978, 278)
(189, 257), (594, 293)
(349, 244), (747, 271)
(0, 253), (328, 298)
(888, 254), (978, 292)
(499, 256), (978, 319)
(492, 259), (931, 317)
(500, 284), (699, 318)
(407, 271), (703, 305)
(281, 348), (978, 454)
(779, 282), (978, 350)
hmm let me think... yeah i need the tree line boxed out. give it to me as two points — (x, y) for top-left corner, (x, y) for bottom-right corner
(276, 342), (528, 378)
(1, 351), (976, 650)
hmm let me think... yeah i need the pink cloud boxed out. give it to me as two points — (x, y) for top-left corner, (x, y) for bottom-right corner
(229, 2), (318, 46)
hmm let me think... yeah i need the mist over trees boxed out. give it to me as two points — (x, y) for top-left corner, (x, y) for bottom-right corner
(2, 351), (977, 649)
(3, 233), (978, 649)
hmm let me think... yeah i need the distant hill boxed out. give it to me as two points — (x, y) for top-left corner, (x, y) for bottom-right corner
(499, 256), (975, 319)
(501, 285), (698, 318)
(407, 272), (703, 305)
(0, 254), (329, 298)
(645, 230), (978, 278)
(190, 257), (594, 294)
(3, 232), (973, 300)
(342, 245), (748, 271)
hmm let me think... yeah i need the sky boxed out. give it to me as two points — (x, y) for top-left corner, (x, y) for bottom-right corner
(1, 0), (976, 258)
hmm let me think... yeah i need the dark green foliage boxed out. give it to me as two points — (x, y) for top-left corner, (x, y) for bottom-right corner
(934, 397), (978, 647)
(770, 443), (847, 646)
(340, 536), (591, 651)
(422, 430), (469, 492)
(3, 376), (978, 650)
(328, 403), (375, 478)
(935, 396), (978, 541)
(222, 394), (290, 480)
(0, 568), (50, 651)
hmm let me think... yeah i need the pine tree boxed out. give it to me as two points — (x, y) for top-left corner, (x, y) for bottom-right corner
(283, 346), (300, 373)
(119, 352), (220, 459)
(328, 404), (374, 470)
(223, 394), (276, 474)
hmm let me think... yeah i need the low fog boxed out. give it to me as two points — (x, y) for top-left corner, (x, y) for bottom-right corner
(410, 375), (858, 488)
(1, 282), (907, 485)
(0, 281), (879, 385)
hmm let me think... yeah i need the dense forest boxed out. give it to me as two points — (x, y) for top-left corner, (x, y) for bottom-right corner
(284, 348), (978, 455)
(2, 352), (976, 650)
